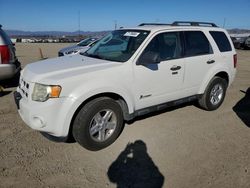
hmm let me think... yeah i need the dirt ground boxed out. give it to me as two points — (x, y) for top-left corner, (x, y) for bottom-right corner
(0, 43), (249, 188)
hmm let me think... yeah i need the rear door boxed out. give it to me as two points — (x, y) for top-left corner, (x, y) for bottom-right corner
(182, 30), (215, 95)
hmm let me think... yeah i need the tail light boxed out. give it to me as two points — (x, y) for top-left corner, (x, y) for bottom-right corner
(233, 54), (237, 68)
(0, 45), (10, 64)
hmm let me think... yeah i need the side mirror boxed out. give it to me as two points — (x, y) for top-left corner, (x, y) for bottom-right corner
(136, 51), (160, 65)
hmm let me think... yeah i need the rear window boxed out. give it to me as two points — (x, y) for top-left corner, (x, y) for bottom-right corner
(0, 29), (12, 45)
(209, 31), (232, 52)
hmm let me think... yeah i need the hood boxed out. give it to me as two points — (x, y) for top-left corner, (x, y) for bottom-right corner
(22, 55), (121, 83)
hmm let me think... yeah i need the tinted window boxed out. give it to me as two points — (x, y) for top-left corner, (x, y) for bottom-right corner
(210, 31), (232, 52)
(0, 29), (12, 45)
(142, 32), (182, 61)
(184, 31), (212, 56)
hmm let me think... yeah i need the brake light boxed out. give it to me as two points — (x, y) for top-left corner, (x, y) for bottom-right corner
(0, 45), (10, 64)
(233, 54), (237, 68)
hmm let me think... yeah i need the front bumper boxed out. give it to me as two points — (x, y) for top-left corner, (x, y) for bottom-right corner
(14, 89), (75, 137)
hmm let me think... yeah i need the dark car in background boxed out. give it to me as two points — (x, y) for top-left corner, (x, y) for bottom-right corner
(58, 37), (99, 56)
(233, 36), (250, 49)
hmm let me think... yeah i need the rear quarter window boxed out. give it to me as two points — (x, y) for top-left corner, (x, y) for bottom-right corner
(209, 31), (232, 52)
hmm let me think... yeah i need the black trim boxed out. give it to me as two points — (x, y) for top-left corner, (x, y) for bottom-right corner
(139, 23), (171, 26)
(13, 91), (22, 109)
(172, 21), (217, 27)
(40, 132), (69, 142)
(138, 21), (217, 28)
(124, 95), (200, 120)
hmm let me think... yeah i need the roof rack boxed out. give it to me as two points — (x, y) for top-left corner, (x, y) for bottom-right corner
(138, 23), (171, 26)
(172, 21), (217, 27)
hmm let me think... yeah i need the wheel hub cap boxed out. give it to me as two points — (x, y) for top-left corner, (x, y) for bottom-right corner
(89, 109), (117, 142)
(210, 84), (223, 105)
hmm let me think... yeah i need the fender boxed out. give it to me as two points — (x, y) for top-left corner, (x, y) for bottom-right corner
(59, 79), (135, 136)
(198, 64), (231, 94)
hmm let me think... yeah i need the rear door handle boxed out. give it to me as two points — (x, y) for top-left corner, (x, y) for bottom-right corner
(170, 65), (181, 71)
(207, 60), (215, 64)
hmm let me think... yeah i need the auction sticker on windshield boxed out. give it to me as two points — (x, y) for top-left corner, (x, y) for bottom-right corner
(124, 32), (140, 37)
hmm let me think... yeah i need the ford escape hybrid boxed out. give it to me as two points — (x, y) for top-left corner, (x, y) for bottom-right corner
(14, 21), (237, 150)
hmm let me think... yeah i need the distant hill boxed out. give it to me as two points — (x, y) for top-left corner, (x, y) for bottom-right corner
(4, 29), (110, 37)
(4, 28), (250, 37)
(227, 29), (250, 34)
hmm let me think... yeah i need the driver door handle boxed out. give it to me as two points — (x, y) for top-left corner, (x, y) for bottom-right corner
(207, 60), (215, 64)
(170, 65), (181, 71)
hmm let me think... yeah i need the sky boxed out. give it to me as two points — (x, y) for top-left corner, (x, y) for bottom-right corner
(0, 0), (250, 31)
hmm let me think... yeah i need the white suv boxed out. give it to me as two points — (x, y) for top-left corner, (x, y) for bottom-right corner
(14, 21), (237, 150)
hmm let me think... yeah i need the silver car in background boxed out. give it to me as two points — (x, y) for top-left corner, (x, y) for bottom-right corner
(0, 25), (21, 81)
(58, 37), (99, 56)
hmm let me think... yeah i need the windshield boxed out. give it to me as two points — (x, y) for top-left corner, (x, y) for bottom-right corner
(78, 38), (97, 46)
(82, 30), (150, 62)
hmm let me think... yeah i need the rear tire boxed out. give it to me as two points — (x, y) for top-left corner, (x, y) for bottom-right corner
(198, 77), (227, 111)
(72, 97), (124, 151)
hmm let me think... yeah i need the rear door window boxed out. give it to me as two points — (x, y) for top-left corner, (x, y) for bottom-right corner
(209, 31), (232, 52)
(184, 31), (212, 57)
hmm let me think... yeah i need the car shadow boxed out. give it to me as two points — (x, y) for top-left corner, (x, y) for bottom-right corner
(0, 72), (20, 97)
(233, 88), (250, 127)
(0, 91), (12, 97)
(107, 140), (164, 188)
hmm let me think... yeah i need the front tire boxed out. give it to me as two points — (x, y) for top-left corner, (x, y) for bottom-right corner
(198, 77), (228, 111)
(72, 97), (124, 151)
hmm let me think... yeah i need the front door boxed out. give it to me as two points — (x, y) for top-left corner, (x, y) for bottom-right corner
(133, 31), (185, 110)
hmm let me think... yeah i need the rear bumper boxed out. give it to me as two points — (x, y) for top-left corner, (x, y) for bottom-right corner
(0, 61), (21, 80)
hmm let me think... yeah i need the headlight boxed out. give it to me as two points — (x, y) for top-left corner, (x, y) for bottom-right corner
(32, 83), (62, 102)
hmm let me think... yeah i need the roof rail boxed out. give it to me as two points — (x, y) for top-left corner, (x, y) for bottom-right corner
(172, 21), (217, 27)
(138, 23), (171, 26)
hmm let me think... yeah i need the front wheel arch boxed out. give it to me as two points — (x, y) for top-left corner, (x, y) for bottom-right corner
(67, 93), (130, 142)
(72, 96), (124, 150)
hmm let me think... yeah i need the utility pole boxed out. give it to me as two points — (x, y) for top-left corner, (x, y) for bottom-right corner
(223, 18), (226, 28)
(114, 20), (117, 30)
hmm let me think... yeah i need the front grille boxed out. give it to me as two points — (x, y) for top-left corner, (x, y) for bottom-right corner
(19, 77), (30, 99)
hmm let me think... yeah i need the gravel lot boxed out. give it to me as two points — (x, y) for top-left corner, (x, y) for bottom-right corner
(0, 43), (249, 188)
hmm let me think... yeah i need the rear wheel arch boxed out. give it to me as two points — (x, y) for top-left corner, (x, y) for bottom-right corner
(199, 70), (229, 94)
(198, 76), (228, 111)
(214, 71), (229, 85)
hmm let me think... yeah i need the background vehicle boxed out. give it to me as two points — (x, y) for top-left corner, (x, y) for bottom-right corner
(58, 37), (99, 56)
(233, 36), (250, 49)
(0, 25), (21, 89)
